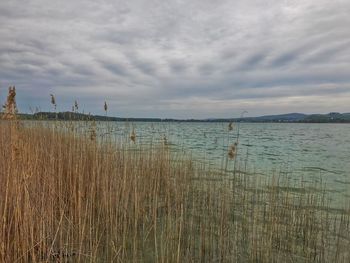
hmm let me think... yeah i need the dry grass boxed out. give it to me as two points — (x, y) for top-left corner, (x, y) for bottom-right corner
(1, 90), (350, 262)
(1, 120), (350, 263)
(1, 86), (17, 120)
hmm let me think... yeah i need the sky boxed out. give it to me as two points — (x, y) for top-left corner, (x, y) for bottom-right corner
(0, 0), (350, 118)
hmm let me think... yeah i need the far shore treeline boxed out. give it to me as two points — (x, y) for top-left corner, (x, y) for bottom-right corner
(2, 111), (350, 123)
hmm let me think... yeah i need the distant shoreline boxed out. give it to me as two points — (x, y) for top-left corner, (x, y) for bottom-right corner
(3, 111), (350, 123)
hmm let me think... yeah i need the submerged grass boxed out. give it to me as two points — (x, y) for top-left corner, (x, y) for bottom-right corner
(0, 90), (350, 262)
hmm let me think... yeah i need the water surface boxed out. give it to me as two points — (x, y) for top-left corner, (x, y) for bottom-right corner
(99, 122), (350, 202)
(28, 121), (350, 203)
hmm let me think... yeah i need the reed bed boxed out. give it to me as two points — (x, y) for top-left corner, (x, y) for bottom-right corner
(1, 119), (350, 263)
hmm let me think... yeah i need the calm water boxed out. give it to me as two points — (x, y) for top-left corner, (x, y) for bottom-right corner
(96, 122), (350, 201)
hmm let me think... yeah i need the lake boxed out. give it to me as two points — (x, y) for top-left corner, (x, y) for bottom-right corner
(26, 120), (350, 203)
(92, 121), (350, 202)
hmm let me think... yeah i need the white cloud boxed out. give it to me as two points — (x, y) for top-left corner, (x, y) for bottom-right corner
(0, 0), (349, 118)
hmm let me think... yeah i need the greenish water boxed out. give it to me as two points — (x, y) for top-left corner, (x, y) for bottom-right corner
(97, 122), (350, 202)
(26, 120), (350, 203)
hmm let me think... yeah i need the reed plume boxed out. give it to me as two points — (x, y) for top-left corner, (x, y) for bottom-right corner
(228, 142), (238, 160)
(104, 101), (108, 114)
(228, 121), (234, 131)
(130, 128), (136, 142)
(1, 92), (350, 263)
(2, 86), (17, 120)
(50, 94), (57, 111)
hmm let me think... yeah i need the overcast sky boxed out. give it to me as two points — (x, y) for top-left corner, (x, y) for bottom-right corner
(1, 0), (349, 118)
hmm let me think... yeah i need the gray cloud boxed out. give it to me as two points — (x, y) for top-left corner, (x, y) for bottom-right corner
(0, 0), (349, 118)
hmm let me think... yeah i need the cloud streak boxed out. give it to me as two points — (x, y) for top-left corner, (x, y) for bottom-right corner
(0, 0), (349, 118)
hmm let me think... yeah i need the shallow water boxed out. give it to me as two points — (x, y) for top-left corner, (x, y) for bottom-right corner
(95, 122), (350, 202)
(25, 121), (350, 203)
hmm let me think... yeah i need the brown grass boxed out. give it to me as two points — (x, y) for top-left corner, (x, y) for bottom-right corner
(1, 118), (350, 262)
(1, 86), (17, 120)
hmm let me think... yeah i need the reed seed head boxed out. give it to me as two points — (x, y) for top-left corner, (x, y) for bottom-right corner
(2, 86), (18, 119)
(104, 101), (108, 113)
(130, 129), (136, 143)
(228, 122), (234, 131)
(228, 143), (237, 160)
(50, 94), (57, 110)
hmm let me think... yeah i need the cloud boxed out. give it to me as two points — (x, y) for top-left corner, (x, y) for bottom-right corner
(0, 0), (349, 118)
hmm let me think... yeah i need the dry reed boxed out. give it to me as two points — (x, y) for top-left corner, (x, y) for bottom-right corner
(1, 92), (350, 262)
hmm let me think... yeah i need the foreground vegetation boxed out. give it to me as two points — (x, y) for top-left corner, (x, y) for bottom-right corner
(1, 89), (350, 262)
(1, 118), (350, 263)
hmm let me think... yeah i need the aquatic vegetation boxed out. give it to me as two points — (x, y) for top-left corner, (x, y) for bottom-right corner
(228, 121), (234, 131)
(130, 128), (136, 143)
(74, 100), (79, 112)
(1, 90), (350, 262)
(1, 86), (17, 120)
(50, 94), (57, 111)
(104, 101), (108, 115)
(228, 142), (238, 160)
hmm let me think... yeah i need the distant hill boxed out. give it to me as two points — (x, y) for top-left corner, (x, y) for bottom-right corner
(238, 113), (307, 122)
(206, 112), (350, 123)
(303, 112), (350, 123)
(2, 111), (350, 123)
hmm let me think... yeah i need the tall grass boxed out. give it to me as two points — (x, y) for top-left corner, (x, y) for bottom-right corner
(1, 94), (350, 262)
